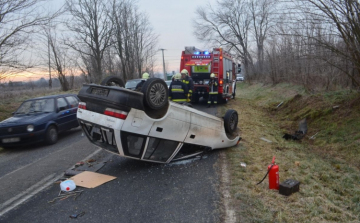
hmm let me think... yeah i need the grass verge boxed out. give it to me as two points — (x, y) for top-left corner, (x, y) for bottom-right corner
(224, 82), (360, 222)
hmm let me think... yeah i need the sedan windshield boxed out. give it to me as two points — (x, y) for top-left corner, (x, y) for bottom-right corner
(16, 99), (55, 114)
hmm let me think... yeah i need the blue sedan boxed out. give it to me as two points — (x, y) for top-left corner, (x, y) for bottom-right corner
(0, 94), (80, 148)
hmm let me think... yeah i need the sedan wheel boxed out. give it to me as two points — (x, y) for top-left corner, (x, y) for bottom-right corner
(141, 78), (169, 110)
(46, 126), (58, 145)
(224, 110), (238, 134)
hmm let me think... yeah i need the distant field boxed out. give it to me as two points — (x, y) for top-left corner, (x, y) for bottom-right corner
(223, 82), (360, 222)
(0, 87), (80, 121)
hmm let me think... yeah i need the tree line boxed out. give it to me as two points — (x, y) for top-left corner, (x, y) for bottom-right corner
(0, 0), (158, 90)
(194, 0), (360, 91)
(1, 0), (359, 91)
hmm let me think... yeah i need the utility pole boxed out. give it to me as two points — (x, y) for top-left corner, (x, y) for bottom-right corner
(160, 49), (166, 80)
(48, 36), (52, 89)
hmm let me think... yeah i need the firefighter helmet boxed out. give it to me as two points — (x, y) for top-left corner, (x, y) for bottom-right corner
(142, 72), (150, 79)
(210, 73), (216, 78)
(174, 73), (181, 80)
(181, 69), (189, 75)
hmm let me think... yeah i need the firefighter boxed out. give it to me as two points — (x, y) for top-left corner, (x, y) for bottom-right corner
(135, 72), (150, 91)
(169, 73), (188, 103)
(207, 73), (218, 107)
(181, 69), (194, 103)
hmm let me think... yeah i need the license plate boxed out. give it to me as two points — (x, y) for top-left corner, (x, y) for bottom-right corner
(2, 137), (20, 143)
(91, 88), (109, 96)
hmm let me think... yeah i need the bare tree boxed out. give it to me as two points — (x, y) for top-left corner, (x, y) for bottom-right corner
(65, 0), (114, 84)
(110, 0), (158, 81)
(250, 0), (278, 75)
(194, 0), (254, 77)
(43, 25), (71, 91)
(0, 0), (57, 81)
(293, 0), (360, 88)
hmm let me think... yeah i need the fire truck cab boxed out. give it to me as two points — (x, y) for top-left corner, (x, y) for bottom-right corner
(180, 46), (237, 103)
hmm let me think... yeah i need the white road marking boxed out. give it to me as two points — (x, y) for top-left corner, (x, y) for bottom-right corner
(0, 147), (102, 217)
(0, 173), (58, 216)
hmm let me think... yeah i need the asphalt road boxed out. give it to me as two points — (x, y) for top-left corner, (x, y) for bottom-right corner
(0, 101), (226, 223)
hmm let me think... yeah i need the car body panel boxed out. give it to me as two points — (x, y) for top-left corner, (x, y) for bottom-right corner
(77, 99), (240, 163)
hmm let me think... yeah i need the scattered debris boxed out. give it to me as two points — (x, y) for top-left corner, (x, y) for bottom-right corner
(70, 211), (85, 219)
(309, 132), (319, 140)
(260, 137), (272, 143)
(75, 161), (84, 167)
(60, 180), (76, 192)
(283, 118), (307, 140)
(87, 159), (96, 163)
(295, 161), (300, 166)
(332, 105), (339, 110)
(276, 101), (284, 108)
(70, 171), (116, 189)
(48, 190), (83, 203)
(240, 162), (246, 168)
(65, 169), (84, 177)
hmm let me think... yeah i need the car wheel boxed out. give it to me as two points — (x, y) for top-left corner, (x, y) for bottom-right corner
(141, 78), (169, 110)
(100, 76), (125, 87)
(46, 125), (58, 145)
(224, 109), (238, 134)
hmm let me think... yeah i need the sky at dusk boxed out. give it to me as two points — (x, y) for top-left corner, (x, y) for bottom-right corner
(7, 0), (217, 82)
(137, 0), (217, 74)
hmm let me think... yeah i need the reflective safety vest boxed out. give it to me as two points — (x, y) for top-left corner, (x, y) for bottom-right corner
(182, 76), (194, 94)
(209, 79), (218, 94)
(169, 80), (188, 102)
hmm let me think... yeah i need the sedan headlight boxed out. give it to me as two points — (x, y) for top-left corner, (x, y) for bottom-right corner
(27, 125), (34, 132)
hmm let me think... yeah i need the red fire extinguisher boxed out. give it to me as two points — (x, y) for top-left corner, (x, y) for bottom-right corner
(268, 156), (279, 190)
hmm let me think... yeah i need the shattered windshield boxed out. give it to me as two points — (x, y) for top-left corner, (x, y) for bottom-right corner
(15, 99), (55, 114)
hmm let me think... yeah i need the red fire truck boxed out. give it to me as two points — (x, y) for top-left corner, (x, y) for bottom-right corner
(180, 46), (237, 103)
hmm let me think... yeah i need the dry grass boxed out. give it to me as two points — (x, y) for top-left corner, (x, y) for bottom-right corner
(0, 87), (80, 121)
(223, 82), (360, 222)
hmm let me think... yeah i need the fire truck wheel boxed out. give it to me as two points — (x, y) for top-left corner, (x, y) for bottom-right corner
(224, 109), (238, 134)
(141, 78), (169, 110)
(100, 76), (125, 87)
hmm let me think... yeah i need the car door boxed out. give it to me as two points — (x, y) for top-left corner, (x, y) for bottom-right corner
(55, 97), (72, 131)
(65, 95), (80, 128)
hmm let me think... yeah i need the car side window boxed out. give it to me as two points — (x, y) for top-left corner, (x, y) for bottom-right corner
(57, 98), (68, 111)
(65, 96), (79, 108)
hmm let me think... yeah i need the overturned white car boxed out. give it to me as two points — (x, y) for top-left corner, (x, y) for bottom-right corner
(77, 77), (241, 163)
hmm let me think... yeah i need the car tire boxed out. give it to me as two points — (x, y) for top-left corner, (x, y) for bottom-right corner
(141, 78), (169, 110)
(100, 76), (125, 87)
(46, 125), (58, 145)
(224, 109), (238, 134)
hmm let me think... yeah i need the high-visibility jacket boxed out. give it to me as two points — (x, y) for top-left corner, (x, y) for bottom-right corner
(208, 78), (218, 94)
(182, 76), (194, 94)
(169, 80), (188, 102)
